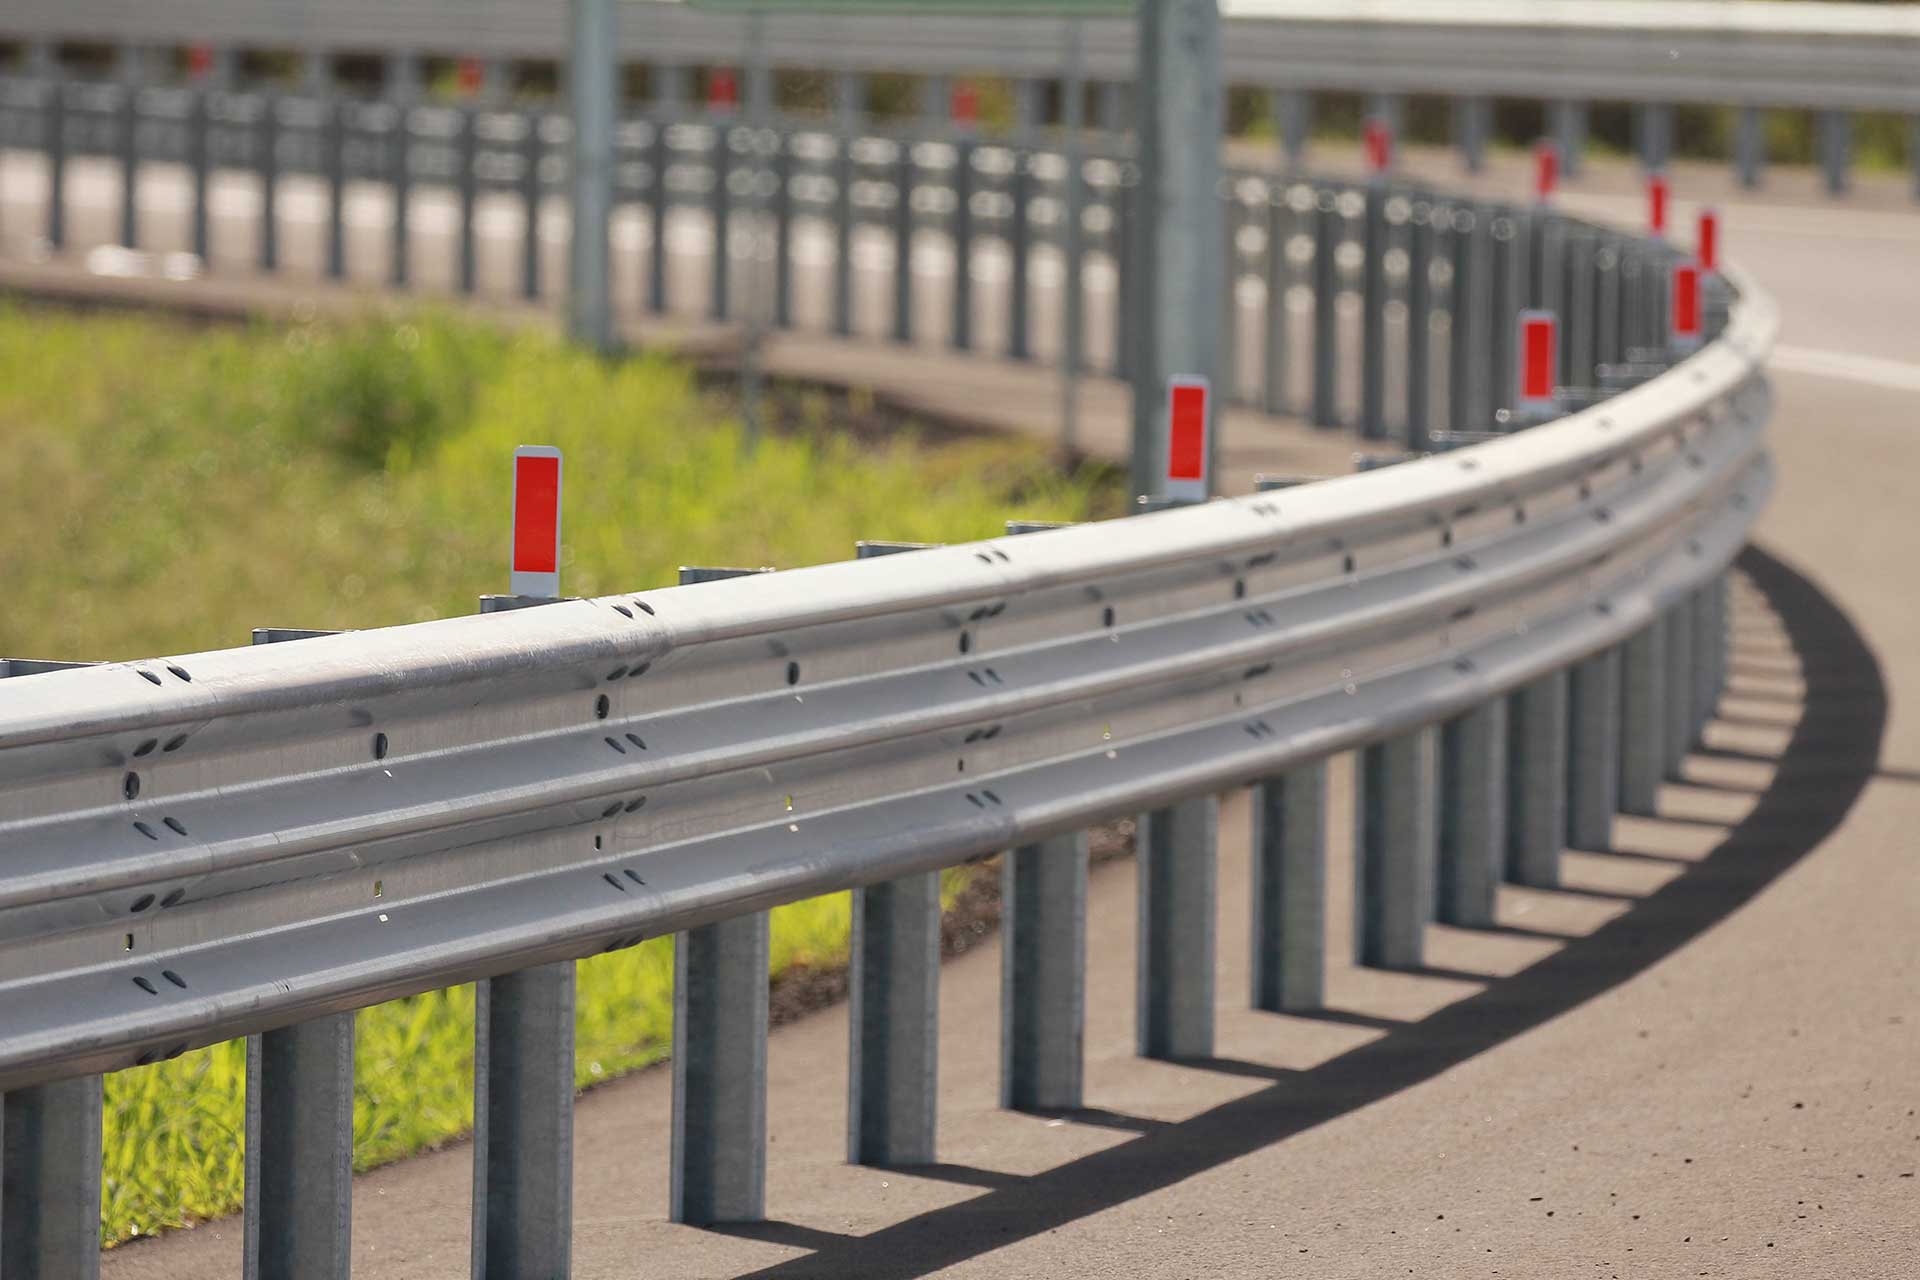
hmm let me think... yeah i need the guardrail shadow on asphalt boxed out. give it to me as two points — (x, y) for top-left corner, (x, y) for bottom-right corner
(711, 542), (1886, 1280)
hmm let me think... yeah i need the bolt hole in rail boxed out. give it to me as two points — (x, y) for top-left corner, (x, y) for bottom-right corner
(0, 20), (1771, 1280)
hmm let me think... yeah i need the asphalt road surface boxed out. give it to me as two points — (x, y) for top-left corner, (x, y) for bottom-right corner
(5, 143), (1914, 1276)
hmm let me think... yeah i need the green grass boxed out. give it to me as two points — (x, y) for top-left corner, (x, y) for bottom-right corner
(0, 301), (1113, 1243)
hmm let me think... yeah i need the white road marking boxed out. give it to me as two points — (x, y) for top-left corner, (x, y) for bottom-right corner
(1770, 344), (1920, 394)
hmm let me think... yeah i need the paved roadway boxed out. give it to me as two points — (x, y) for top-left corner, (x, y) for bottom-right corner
(4, 143), (1915, 1276)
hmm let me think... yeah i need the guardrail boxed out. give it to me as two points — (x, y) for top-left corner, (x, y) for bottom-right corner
(0, 117), (1771, 1272)
(0, 77), (1715, 445)
(2, 0), (1917, 195)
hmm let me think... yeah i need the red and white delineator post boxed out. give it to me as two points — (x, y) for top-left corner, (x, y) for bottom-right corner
(1513, 310), (1560, 424)
(1533, 139), (1560, 204)
(1647, 172), (1670, 236)
(1670, 261), (1704, 353)
(1363, 117), (1393, 175)
(1164, 375), (1211, 504)
(708, 67), (739, 114)
(951, 81), (980, 133)
(1696, 207), (1720, 274)
(456, 57), (485, 97)
(510, 445), (563, 599)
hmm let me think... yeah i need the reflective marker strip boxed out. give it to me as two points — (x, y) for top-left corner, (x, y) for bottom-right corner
(709, 68), (738, 112)
(1697, 208), (1719, 273)
(1364, 118), (1391, 173)
(1648, 174), (1669, 235)
(510, 446), (562, 599)
(1515, 310), (1559, 417)
(457, 58), (484, 96)
(1165, 376), (1210, 504)
(1672, 262), (1702, 347)
(952, 82), (979, 129)
(1534, 141), (1558, 202)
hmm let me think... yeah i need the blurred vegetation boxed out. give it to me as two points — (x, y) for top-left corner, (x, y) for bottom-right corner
(0, 302), (1112, 1242)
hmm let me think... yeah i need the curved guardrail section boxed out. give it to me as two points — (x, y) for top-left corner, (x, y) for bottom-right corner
(0, 267), (1771, 1092)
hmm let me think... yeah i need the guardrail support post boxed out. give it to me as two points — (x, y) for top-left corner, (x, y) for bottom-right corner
(1138, 796), (1217, 1059)
(1355, 729), (1437, 968)
(1251, 763), (1326, 1012)
(243, 1017), (354, 1280)
(1310, 187), (1338, 427)
(521, 110), (544, 303)
(1446, 206), (1479, 432)
(834, 72), (861, 338)
(323, 98), (346, 281)
(1819, 109), (1852, 197)
(1272, 89), (1309, 169)
(44, 75), (68, 252)
(1003, 831), (1088, 1110)
(1437, 702), (1505, 928)
(1735, 107), (1765, 190)
(710, 114), (733, 320)
(1262, 189), (1291, 416)
(1635, 103), (1673, 172)
(1663, 601), (1696, 779)
(118, 81), (139, 248)
(2, 1076), (103, 1280)
(1506, 670), (1569, 888)
(458, 106), (479, 295)
(1009, 148), (1034, 360)
(1360, 179), (1388, 438)
(1567, 648), (1622, 852)
(187, 86), (210, 262)
(390, 100), (412, 288)
(1690, 584), (1722, 741)
(1455, 96), (1490, 174)
(892, 137), (914, 343)
(671, 913), (769, 1223)
(1618, 620), (1667, 815)
(1405, 199), (1434, 446)
(470, 966), (574, 1277)
(1551, 99), (1587, 179)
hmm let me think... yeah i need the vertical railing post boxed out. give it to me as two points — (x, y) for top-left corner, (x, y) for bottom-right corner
(1506, 670), (1569, 888)
(845, 541), (942, 1166)
(772, 128), (794, 330)
(323, 97), (346, 281)
(1663, 601), (1696, 778)
(709, 113), (732, 320)
(891, 136), (914, 343)
(671, 563), (771, 1225)
(1819, 109), (1852, 197)
(458, 105), (479, 295)
(1690, 583), (1721, 741)
(647, 67), (680, 315)
(832, 71), (859, 338)
(1359, 177), (1388, 438)
(187, 85), (211, 263)
(1250, 762), (1326, 1013)
(258, 93), (280, 273)
(390, 98), (412, 288)
(1405, 198), (1434, 447)
(1309, 187), (1338, 428)
(118, 79), (139, 248)
(1551, 99), (1587, 178)
(950, 135), (975, 351)
(1217, 190), (1238, 403)
(1137, 796), (1218, 1059)
(1455, 96), (1489, 174)
(1446, 205), (1478, 431)
(1261, 187), (1292, 417)
(44, 74), (68, 252)
(1002, 832), (1089, 1109)
(1273, 88), (1309, 169)
(1355, 728), (1438, 968)
(1060, 21), (1087, 450)
(1618, 619), (1668, 816)
(1437, 702), (1505, 927)
(567, 0), (615, 348)
(1007, 146), (1033, 360)
(1735, 106), (1765, 190)
(2, 1077), (104, 1280)
(244, 1017), (355, 1280)
(471, 965), (575, 1277)
(1566, 648), (1622, 853)
(521, 109), (543, 302)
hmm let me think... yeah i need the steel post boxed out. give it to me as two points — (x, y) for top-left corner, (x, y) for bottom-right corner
(1551, 99), (1587, 178)
(1218, 191), (1239, 402)
(1456, 96), (1489, 174)
(470, 966), (574, 1278)
(1250, 763), (1326, 1013)
(323, 98), (345, 280)
(1636, 102), (1673, 172)
(1691, 584), (1721, 739)
(390, 100), (412, 287)
(1619, 619), (1667, 814)
(1405, 199), (1434, 447)
(1566, 231), (1595, 388)
(521, 109), (542, 302)
(1446, 205), (1478, 431)
(1354, 728), (1437, 969)
(1735, 107), (1765, 190)
(709, 118), (732, 320)
(1002, 832), (1088, 1110)
(259, 94), (280, 271)
(1566, 647), (1622, 852)
(1819, 109), (1852, 197)
(1130, 0), (1225, 500)
(671, 912), (769, 1224)
(44, 76), (67, 251)
(458, 106), (479, 294)
(773, 134), (794, 328)
(892, 137), (913, 343)
(1262, 191), (1291, 416)
(1310, 187), (1339, 428)
(950, 136), (974, 351)
(118, 81), (139, 248)
(647, 117), (672, 314)
(1360, 180), (1388, 438)
(1489, 214), (1518, 422)
(1008, 148), (1033, 360)
(1137, 796), (1217, 1060)
(1437, 701), (1506, 928)
(243, 1017), (354, 1280)
(2, 1077), (103, 1280)
(1273, 88), (1309, 169)
(833, 71), (859, 338)
(1506, 670), (1569, 888)
(187, 86), (210, 261)
(1664, 601), (1696, 778)
(1061, 20), (1087, 450)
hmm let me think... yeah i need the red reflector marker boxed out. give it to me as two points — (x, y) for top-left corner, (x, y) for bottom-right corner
(456, 58), (485, 97)
(1363, 118), (1392, 175)
(186, 45), (215, 82)
(1165, 375), (1211, 504)
(1515, 310), (1560, 421)
(1671, 262), (1703, 351)
(1648, 173), (1669, 236)
(1697, 207), (1719, 273)
(511, 446), (563, 599)
(708, 68), (738, 113)
(1534, 140), (1559, 203)
(951, 82), (979, 132)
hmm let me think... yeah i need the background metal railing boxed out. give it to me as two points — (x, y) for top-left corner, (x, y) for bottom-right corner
(0, 138), (1769, 1275)
(0, 75), (1717, 449)
(2, 0), (1917, 195)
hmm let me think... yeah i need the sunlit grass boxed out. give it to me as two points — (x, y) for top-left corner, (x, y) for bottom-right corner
(0, 302), (1111, 1243)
